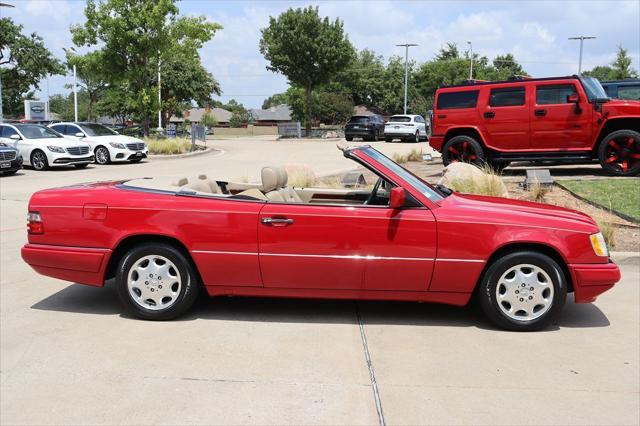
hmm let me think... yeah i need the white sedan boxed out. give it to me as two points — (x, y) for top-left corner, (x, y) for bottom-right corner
(0, 123), (93, 170)
(48, 122), (148, 165)
(384, 114), (429, 143)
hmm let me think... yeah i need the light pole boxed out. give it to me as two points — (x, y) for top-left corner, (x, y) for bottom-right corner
(0, 2), (16, 123)
(73, 64), (78, 122)
(569, 36), (596, 75)
(157, 56), (162, 130)
(467, 40), (473, 80)
(396, 43), (418, 114)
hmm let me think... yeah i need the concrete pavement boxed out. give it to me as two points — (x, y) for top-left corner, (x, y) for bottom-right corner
(1, 138), (638, 425)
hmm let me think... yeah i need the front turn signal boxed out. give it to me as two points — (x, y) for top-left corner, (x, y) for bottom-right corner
(589, 232), (609, 257)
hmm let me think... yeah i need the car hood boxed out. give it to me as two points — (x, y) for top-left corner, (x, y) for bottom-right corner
(28, 137), (91, 147)
(435, 192), (598, 233)
(85, 134), (144, 144)
(601, 98), (640, 115)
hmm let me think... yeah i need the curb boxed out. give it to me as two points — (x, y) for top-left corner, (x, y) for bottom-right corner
(555, 181), (640, 225)
(611, 251), (640, 263)
(148, 146), (220, 160)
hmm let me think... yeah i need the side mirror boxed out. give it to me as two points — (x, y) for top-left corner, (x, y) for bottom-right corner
(9, 134), (20, 140)
(389, 187), (406, 209)
(75, 132), (85, 138)
(567, 93), (580, 103)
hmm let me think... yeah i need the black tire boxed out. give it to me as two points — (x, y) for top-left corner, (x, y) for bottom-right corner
(115, 243), (199, 320)
(95, 146), (111, 165)
(74, 163), (89, 169)
(598, 129), (640, 176)
(385, 137), (392, 143)
(442, 135), (486, 166)
(372, 131), (379, 142)
(477, 251), (567, 331)
(345, 136), (353, 142)
(1, 170), (18, 176)
(487, 158), (510, 173)
(30, 150), (49, 171)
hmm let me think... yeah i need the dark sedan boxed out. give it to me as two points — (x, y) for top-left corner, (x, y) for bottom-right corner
(0, 142), (22, 175)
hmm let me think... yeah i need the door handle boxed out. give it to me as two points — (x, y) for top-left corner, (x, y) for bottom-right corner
(261, 217), (294, 226)
(484, 111), (495, 118)
(437, 114), (447, 119)
(534, 109), (547, 116)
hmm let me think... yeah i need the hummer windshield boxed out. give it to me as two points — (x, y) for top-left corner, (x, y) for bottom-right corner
(580, 76), (609, 101)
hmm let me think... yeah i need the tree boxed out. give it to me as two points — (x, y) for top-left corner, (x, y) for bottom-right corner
(262, 93), (288, 109)
(583, 65), (614, 81)
(610, 45), (638, 79)
(285, 86), (353, 125)
(200, 111), (217, 128)
(229, 109), (249, 128)
(0, 18), (64, 117)
(259, 6), (355, 132)
(49, 91), (90, 121)
(333, 49), (386, 107)
(95, 85), (133, 125)
(71, 0), (221, 135)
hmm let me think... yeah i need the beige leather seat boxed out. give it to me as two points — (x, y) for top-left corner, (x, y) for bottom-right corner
(174, 175), (221, 194)
(261, 166), (303, 203)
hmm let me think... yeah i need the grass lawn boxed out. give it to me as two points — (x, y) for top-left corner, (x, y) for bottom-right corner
(560, 180), (640, 221)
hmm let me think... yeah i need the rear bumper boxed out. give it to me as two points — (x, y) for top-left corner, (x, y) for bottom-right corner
(21, 243), (111, 287)
(569, 261), (621, 303)
(345, 129), (375, 137)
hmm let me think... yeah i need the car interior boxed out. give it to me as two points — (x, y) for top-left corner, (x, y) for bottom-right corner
(121, 165), (396, 207)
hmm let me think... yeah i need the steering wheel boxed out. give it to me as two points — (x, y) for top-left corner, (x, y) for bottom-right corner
(365, 177), (383, 205)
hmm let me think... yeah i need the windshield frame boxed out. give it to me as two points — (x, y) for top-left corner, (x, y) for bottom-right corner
(350, 146), (444, 205)
(580, 76), (609, 102)
(79, 123), (120, 136)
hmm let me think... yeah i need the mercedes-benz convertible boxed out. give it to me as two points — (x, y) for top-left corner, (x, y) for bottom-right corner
(21, 145), (620, 330)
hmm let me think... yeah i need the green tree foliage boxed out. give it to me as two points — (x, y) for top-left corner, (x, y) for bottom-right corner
(334, 49), (386, 107)
(71, 0), (221, 134)
(262, 93), (289, 109)
(229, 110), (250, 128)
(200, 112), (217, 128)
(584, 45), (638, 81)
(0, 18), (64, 117)
(48, 91), (90, 122)
(65, 50), (108, 121)
(285, 86), (353, 125)
(259, 6), (355, 132)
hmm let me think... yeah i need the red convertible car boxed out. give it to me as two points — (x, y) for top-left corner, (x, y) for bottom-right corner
(21, 145), (620, 330)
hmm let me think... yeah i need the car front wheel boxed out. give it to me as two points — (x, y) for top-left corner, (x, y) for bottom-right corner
(477, 251), (567, 331)
(95, 146), (111, 165)
(116, 243), (199, 320)
(30, 150), (48, 171)
(598, 129), (640, 176)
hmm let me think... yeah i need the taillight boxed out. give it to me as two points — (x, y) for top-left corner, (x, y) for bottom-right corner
(27, 211), (44, 234)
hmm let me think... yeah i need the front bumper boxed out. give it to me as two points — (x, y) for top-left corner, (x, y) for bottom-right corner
(569, 261), (621, 303)
(21, 243), (111, 286)
(0, 156), (23, 173)
(428, 135), (444, 151)
(111, 147), (149, 162)
(52, 155), (94, 165)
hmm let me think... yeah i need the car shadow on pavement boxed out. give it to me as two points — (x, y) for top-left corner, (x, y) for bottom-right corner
(31, 283), (610, 330)
(503, 164), (606, 178)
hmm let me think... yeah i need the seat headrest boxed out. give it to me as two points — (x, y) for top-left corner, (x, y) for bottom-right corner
(261, 167), (279, 192)
(275, 166), (288, 187)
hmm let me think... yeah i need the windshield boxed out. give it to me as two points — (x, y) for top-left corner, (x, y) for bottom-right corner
(580, 76), (608, 101)
(388, 116), (412, 123)
(349, 116), (370, 124)
(360, 147), (444, 202)
(79, 123), (119, 136)
(15, 124), (62, 139)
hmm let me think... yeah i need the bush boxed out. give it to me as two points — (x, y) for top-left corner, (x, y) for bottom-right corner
(145, 138), (193, 154)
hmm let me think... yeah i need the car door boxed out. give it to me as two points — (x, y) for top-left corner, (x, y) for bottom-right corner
(481, 86), (530, 150)
(530, 82), (592, 150)
(416, 116), (427, 136)
(257, 198), (436, 292)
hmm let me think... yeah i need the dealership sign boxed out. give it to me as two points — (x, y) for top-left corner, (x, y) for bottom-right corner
(24, 100), (49, 121)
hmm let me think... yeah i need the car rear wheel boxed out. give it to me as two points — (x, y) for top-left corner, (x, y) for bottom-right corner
(345, 136), (353, 141)
(442, 135), (486, 166)
(385, 137), (392, 143)
(95, 146), (111, 165)
(414, 130), (420, 143)
(116, 243), (199, 320)
(598, 129), (640, 176)
(477, 251), (567, 331)
(372, 131), (379, 142)
(30, 150), (48, 171)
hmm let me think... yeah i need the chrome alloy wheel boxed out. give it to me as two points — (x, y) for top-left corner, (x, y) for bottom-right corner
(127, 255), (182, 311)
(495, 264), (554, 321)
(95, 147), (109, 164)
(32, 151), (47, 170)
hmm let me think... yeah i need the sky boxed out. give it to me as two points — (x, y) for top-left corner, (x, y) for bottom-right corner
(2, 0), (639, 109)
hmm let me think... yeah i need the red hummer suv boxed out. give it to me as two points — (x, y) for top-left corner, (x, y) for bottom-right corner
(429, 76), (640, 176)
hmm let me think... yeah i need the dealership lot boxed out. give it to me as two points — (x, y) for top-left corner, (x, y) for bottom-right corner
(1, 138), (638, 425)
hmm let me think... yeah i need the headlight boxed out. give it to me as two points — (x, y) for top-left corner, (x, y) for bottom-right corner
(109, 142), (126, 149)
(589, 232), (609, 257)
(47, 146), (65, 153)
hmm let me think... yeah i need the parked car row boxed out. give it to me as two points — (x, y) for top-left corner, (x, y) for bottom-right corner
(429, 75), (640, 176)
(0, 122), (148, 173)
(344, 114), (431, 143)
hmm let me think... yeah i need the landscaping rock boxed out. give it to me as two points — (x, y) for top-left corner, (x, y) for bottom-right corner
(438, 162), (509, 198)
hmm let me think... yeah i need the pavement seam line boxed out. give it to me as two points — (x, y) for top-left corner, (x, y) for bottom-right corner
(356, 302), (386, 426)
